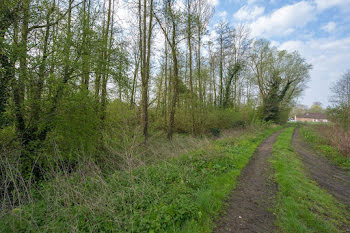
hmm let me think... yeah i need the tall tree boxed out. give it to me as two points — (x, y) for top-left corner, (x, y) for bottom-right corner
(81, 0), (92, 89)
(330, 70), (350, 127)
(250, 40), (311, 122)
(186, 0), (195, 134)
(194, 0), (212, 105)
(139, 0), (154, 140)
(215, 21), (230, 106)
(155, 0), (181, 139)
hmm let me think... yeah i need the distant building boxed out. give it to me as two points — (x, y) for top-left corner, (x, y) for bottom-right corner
(295, 113), (328, 123)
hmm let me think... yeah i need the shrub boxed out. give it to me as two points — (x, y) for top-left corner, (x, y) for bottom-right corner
(47, 91), (100, 161)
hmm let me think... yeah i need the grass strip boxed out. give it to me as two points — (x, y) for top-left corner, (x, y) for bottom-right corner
(271, 127), (349, 233)
(300, 125), (350, 172)
(1, 126), (282, 233)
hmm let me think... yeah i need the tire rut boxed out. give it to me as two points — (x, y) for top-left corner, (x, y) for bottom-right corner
(292, 127), (350, 208)
(213, 130), (282, 233)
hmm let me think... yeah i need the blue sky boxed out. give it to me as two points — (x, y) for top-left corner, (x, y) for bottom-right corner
(210, 0), (350, 107)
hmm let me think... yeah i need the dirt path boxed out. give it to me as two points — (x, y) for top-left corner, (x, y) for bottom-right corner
(213, 131), (281, 233)
(292, 127), (350, 208)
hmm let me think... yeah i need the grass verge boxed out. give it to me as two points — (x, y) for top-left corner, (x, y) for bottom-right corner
(0, 126), (281, 233)
(271, 127), (349, 233)
(299, 125), (350, 172)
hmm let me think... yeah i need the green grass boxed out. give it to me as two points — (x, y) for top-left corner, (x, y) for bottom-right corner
(271, 127), (349, 233)
(0, 126), (282, 233)
(299, 126), (350, 173)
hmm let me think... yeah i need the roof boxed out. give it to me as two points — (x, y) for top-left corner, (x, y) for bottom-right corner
(296, 113), (327, 119)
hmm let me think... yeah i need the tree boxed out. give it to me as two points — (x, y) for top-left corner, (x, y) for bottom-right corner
(194, 0), (212, 105)
(139, 0), (154, 141)
(0, 0), (20, 127)
(154, 0), (182, 139)
(186, 0), (195, 134)
(290, 104), (308, 117)
(329, 70), (350, 127)
(330, 71), (350, 109)
(309, 102), (324, 114)
(215, 21), (230, 106)
(250, 39), (312, 122)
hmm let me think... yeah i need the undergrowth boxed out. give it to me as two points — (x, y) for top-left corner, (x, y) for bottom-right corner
(271, 127), (349, 233)
(300, 125), (350, 172)
(0, 126), (281, 232)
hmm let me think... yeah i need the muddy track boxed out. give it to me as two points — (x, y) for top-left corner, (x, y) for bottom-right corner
(213, 130), (282, 233)
(292, 127), (350, 208)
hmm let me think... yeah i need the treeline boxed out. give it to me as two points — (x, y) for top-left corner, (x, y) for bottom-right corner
(0, 0), (311, 174)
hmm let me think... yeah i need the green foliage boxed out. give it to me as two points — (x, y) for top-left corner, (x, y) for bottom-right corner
(309, 104), (324, 114)
(277, 107), (292, 124)
(327, 106), (350, 129)
(0, 125), (16, 147)
(167, 106), (257, 135)
(300, 126), (350, 172)
(102, 100), (142, 152)
(204, 108), (245, 130)
(47, 91), (100, 160)
(251, 40), (311, 123)
(271, 127), (349, 233)
(0, 126), (282, 232)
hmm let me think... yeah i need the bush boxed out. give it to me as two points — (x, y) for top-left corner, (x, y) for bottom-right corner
(47, 91), (101, 161)
(154, 106), (258, 136)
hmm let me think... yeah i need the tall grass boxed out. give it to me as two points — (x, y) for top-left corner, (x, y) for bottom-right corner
(306, 124), (350, 157)
(300, 125), (350, 171)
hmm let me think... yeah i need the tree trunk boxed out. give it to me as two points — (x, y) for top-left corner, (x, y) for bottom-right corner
(14, 0), (30, 138)
(81, 0), (91, 90)
(101, 0), (113, 121)
(31, 2), (55, 127)
(187, 0), (195, 134)
(219, 35), (223, 106)
(139, 0), (153, 141)
(167, 18), (178, 140)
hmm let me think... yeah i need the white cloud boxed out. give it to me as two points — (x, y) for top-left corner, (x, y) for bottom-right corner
(247, 0), (258, 4)
(249, 1), (317, 37)
(218, 11), (227, 18)
(234, 5), (265, 21)
(279, 40), (305, 52)
(322, 21), (336, 33)
(210, 0), (219, 7)
(270, 40), (280, 47)
(315, 0), (350, 11)
(278, 37), (350, 106)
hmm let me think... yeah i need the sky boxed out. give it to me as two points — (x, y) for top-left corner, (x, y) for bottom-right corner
(210, 0), (350, 107)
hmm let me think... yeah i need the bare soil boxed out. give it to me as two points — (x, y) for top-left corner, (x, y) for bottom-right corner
(292, 127), (350, 208)
(213, 131), (281, 233)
